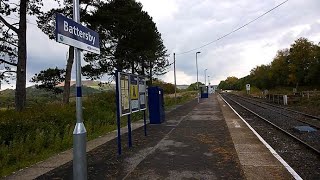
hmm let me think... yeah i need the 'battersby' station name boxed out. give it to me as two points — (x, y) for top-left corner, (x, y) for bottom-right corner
(63, 21), (96, 45)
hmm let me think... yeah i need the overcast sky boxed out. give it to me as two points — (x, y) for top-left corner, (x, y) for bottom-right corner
(1, 0), (320, 89)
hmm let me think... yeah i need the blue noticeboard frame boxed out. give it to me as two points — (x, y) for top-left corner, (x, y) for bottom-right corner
(116, 72), (148, 155)
(55, 13), (100, 54)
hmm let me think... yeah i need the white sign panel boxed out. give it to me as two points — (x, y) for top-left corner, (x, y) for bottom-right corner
(139, 77), (147, 110)
(246, 84), (251, 91)
(56, 13), (100, 54)
(119, 73), (130, 116)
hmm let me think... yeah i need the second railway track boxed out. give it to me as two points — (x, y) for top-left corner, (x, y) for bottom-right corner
(230, 94), (320, 129)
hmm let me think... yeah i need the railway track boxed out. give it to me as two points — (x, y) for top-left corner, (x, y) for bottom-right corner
(229, 94), (320, 129)
(220, 93), (320, 179)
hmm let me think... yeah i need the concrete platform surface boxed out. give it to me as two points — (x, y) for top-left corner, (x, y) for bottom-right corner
(5, 94), (295, 180)
(217, 95), (294, 180)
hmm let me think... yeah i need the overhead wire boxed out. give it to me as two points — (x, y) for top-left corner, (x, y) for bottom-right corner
(176, 0), (289, 55)
(2, 1), (289, 71)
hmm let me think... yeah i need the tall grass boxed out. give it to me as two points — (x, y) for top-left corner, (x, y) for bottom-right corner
(0, 91), (195, 177)
(0, 92), (125, 177)
(164, 91), (197, 108)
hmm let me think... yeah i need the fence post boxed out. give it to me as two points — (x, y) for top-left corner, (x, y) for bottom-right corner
(283, 95), (287, 105)
(273, 94), (275, 103)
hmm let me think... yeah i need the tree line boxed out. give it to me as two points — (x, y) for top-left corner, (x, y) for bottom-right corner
(0, 0), (169, 111)
(218, 37), (320, 91)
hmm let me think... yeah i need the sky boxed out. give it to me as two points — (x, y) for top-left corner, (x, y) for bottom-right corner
(1, 0), (320, 90)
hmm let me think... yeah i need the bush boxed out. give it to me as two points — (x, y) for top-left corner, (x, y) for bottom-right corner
(0, 91), (120, 177)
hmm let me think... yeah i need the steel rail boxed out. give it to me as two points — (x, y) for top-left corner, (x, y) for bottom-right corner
(222, 94), (320, 155)
(229, 94), (320, 129)
(231, 94), (320, 121)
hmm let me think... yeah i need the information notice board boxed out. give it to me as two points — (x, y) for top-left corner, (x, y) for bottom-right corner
(118, 72), (147, 117)
(119, 73), (130, 116)
(139, 77), (147, 110)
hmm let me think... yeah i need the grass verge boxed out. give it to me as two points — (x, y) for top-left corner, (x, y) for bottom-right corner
(0, 91), (196, 177)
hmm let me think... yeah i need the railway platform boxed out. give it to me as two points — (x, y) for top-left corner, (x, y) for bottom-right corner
(6, 94), (295, 179)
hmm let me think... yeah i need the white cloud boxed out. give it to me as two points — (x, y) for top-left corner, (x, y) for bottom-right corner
(161, 70), (195, 85)
(148, 0), (320, 85)
(2, 0), (320, 90)
(138, 0), (178, 22)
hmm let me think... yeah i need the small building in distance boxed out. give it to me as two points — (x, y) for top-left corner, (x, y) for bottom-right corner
(208, 85), (218, 94)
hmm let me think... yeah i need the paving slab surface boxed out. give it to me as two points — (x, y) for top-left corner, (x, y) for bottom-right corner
(32, 96), (245, 180)
(217, 95), (294, 180)
(5, 94), (296, 180)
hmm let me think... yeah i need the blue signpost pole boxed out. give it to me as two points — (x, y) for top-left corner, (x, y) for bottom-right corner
(128, 114), (132, 147)
(143, 110), (147, 136)
(115, 71), (122, 155)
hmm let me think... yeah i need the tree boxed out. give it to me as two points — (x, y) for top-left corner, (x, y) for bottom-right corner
(218, 80), (226, 90)
(270, 49), (290, 87)
(250, 65), (272, 89)
(218, 77), (240, 90)
(0, 0), (60, 111)
(187, 82), (204, 91)
(82, 0), (169, 81)
(307, 43), (320, 85)
(30, 67), (65, 94)
(37, 0), (102, 104)
(153, 79), (175, 94)
(218, 37), (320, 91)
(0, 69), (15, 83)
(287, 38), (315, 88)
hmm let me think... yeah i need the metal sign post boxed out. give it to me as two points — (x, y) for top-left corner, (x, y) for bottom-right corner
(72, 1), (86, 180)
(55, 1), (100, 179)
(246, 84), (251, 95)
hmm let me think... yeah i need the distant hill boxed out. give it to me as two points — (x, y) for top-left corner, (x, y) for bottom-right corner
(177, 85), (189, 90)
(0, 81), (116, 107)
(57, 80), (115, 91)
(0, 88), (15, 96)
(57, 80), (101, 87)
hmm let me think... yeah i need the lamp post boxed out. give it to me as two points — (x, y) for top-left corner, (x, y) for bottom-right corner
(196, 51), (201, 103)
(173, 53), (177, 105)
(204, 69), (207, 86)
(208, 75), (210, 85)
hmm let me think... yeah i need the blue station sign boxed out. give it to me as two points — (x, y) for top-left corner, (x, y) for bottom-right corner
(55, 13), (100, 54)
